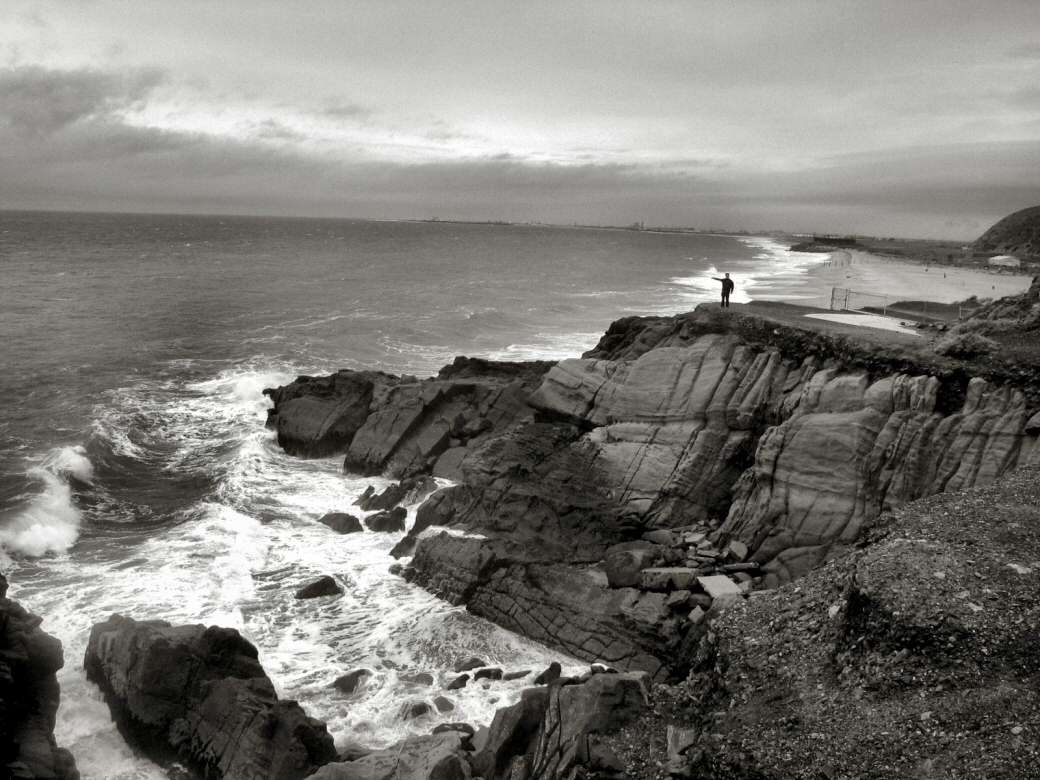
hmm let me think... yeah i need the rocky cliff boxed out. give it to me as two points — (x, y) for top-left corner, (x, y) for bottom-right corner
(265, 304), (1040, 680)
(0, 574), (79, 780)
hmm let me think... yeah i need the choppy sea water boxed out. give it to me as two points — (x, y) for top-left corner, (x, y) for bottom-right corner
(0, 211), (825, 778)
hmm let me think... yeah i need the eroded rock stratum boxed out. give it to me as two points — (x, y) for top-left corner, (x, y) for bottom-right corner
(265, 305), (1040, 679)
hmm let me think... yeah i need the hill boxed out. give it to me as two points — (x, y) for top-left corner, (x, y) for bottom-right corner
(973, 205), (1040, 257)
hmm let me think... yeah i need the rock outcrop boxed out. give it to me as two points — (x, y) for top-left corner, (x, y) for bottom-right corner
(0, 574), (79, 780)
(473, 671), (651, 780)
(264, 370), (399, 458)
(84, 615), (337, 780)
(267, 358), (553, 478)
(266, 304), (1040, 679)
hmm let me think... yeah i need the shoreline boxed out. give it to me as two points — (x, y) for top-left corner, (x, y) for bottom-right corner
(772, 247), (1033, 309)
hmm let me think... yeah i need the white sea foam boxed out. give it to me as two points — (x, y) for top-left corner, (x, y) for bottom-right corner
(4, 363), (579, 775)
(668, 236), (826, 307)
(481, 332), (601, 362)
(0, 446), (93, 557)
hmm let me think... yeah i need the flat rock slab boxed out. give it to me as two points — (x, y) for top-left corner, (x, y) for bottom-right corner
(697, 575), (744, 599)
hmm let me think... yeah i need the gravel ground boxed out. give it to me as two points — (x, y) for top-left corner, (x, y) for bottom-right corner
(595, 466), (1040, 779)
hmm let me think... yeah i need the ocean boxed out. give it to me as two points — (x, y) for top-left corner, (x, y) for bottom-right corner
(0, 210), (825, 778)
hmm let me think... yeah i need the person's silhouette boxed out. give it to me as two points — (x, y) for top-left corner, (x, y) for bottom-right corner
(712, 273), (734, 308)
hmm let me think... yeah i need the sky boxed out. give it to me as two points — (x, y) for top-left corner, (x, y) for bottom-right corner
(2, 1), (1040, 239)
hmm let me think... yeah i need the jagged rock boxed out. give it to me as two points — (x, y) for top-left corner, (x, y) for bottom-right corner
(318, 512), (363, 534)
(332, 669), (370, 695)
(475, 672), (651, 780)
(401, 672), (434, 686)
(296, 575), (343, 599)
(666, 725), (699, 774)
(473, 668), (503, 681)
(356, 483), (405, 512)
(0, 575), (79, 780)
(366, 507), (407, 532)
(401, 476), (440, 505)
(472, 688), (549, 780)
(446, 674), (469, 691)
(310, 732), (470, 780)
(433, 696), (454, 713)
(533, 662), (561, 685)
(725, 540), (749, 561)
(264, 370), (397, 457)
(389, 535), (417, 558)
(666, 590), (692, 609)
(84, 615), (336, 780)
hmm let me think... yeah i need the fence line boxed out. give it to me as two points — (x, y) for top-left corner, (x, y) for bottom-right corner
(829, 288), (977, 320)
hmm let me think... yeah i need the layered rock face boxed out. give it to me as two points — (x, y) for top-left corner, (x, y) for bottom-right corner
(265, 306), (1040, 678)
(0, 575), (79, 780)
(84, 615), (337, 780)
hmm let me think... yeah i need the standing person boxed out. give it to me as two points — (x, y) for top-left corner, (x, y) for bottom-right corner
(712, 273), (734, 308)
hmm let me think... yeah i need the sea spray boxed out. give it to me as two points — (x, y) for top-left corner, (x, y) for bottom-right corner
(0, 446), (93, 556)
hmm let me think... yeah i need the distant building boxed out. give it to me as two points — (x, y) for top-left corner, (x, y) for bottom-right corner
(988, 255), (1021, 267)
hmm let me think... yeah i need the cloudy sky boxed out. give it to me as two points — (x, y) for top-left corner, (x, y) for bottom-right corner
(2, 1), (1039, 239)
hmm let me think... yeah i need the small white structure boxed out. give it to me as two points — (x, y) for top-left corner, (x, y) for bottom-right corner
(989, 255), (1021, 267)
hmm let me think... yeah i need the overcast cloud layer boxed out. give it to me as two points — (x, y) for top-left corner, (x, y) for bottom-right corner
(3, 1), (1040, 239)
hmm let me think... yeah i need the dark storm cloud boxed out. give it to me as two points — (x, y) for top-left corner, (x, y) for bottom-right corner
(0, 65), (163, 136)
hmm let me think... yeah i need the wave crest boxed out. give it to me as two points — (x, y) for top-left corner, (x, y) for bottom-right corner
(0, 446), (92, 557)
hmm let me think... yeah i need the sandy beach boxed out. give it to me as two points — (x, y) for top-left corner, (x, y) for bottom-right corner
(788, 249), (1033, 309)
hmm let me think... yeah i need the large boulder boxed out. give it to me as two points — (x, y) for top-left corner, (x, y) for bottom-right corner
(318, 513), (364, 534)
(84, 615), (337, 780)
(366, 507), (407, 533)
(0, 574), (79, 780)
(264, 370), (398, 458)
